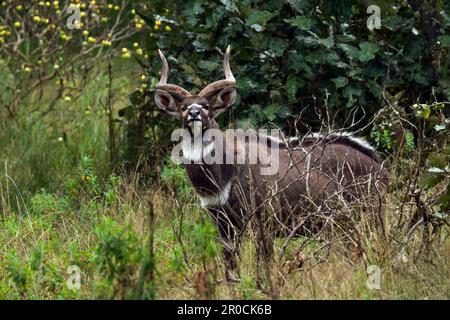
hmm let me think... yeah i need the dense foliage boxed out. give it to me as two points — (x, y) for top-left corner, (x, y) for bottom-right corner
(122, 0), (449, 158)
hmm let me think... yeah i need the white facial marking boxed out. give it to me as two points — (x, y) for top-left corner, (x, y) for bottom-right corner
(187, 103), (202, 110)
(199, 180), (232, 208)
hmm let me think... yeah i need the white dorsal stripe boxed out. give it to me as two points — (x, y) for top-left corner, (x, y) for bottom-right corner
(304, 131), (376, 154)
(199, 180), (232, 208)
(255, 132), (375, 156)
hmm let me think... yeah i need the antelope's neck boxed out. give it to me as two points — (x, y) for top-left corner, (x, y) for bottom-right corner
(182, 129), (236, 208)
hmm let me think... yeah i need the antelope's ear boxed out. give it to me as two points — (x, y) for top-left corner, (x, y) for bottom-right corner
(212, 86), (236, 116)
(154, 89), (179, 116)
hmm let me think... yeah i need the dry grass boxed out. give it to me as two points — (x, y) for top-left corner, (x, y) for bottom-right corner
(3, 172), (447, 300)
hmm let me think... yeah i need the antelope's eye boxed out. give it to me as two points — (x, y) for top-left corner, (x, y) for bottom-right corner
(203, 104), (209, 110)
(181, 106), (187, 111)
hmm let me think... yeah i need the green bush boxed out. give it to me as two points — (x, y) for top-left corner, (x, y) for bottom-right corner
(161, 162), (192, 197)
(109, 0), (450, 171)
(30, 192), (60, 215)
(93, 217), (146, 298)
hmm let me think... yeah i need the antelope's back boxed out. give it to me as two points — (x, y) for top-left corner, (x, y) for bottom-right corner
(250, 133), (389, 212)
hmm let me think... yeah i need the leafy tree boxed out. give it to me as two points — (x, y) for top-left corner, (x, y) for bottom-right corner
(118, 0), (449, 169)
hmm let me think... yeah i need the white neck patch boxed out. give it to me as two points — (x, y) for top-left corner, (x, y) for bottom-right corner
(182, 139), (215, 163)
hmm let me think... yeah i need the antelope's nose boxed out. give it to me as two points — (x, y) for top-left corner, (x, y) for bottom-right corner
(189, 109), (200, 118)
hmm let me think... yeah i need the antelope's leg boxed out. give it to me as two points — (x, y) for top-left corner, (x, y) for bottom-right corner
(208, 207), (242, 281)
(254, 209), (275, 290)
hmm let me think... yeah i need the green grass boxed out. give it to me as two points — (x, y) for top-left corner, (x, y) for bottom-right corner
(1, 179), (449, 299)
(0, 65), (449, 300)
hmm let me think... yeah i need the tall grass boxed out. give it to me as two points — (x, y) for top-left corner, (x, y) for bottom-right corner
(1, 171), (448, 299)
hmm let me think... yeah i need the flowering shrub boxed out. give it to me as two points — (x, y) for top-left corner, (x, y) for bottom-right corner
(0, 0), (172, 117)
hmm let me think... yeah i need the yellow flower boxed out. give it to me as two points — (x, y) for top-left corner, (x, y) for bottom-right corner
(136, 48), (143, 56)
(153, 25), (159, 31)
(140, 75), (147, 81)
(14, 21), (21, 28)
(16, 5), (23, 11)
(64, 96), (72, 102)
(133, 42), (139, 48)
(135, 23), (143, 29)
(24, 67), (32, 73)
(155, 20), (161, 26)
(83, 30), (89, 36)
(165, 25), (172, 32)
(87, 36), (96, 43)
(33, 16), (42, 23)
(102, 40), (112, 47)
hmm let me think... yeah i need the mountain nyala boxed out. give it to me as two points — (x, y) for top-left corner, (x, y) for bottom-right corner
(154, 46), (389, 281)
